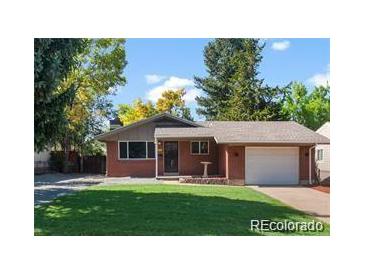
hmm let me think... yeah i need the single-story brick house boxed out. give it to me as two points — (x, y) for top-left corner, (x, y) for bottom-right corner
(96, 113), (329, 185)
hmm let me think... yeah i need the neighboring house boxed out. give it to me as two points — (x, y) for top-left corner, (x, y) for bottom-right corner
(34, 149), (51, 174)
(316, 122), (330, 183)
(96, 113), (329, 186)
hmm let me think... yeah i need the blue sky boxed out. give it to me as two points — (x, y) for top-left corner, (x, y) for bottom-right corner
(112, 38), (330, 120)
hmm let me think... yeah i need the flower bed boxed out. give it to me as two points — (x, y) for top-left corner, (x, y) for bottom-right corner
(179, 177), (228, 185)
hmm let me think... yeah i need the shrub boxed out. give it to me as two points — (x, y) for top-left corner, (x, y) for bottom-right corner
(49, 151), (79, 172)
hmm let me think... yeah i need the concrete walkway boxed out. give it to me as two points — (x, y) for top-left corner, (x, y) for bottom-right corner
(249, 186), (330, 223)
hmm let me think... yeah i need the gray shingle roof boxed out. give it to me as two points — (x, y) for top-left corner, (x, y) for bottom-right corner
(96, 112), (200, 141)
(155, 121), (330, 144)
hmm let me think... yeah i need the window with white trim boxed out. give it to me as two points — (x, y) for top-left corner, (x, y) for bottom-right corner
(190, 141), (209, 155)
(316, 149), (323, 161)
(119, 141), (155, 159)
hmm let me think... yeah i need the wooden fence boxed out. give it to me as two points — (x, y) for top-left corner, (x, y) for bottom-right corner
(81, 155), (106, 174)
(47, 151), (106, 174)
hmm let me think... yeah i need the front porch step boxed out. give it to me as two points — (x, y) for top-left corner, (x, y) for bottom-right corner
(156, 175), (224, 181)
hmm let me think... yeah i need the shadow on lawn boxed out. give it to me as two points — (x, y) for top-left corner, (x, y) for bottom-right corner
(34, 189), (327, 236)
(34, 187), (76, 205)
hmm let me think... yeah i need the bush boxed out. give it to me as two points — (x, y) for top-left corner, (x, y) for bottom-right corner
(49, 151), (79, 172)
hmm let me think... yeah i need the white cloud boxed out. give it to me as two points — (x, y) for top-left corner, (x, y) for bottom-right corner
(146, 76), (200, 103)
(163, 76), (194, 88)
(183, 88), (202, 104)
(308, 66), (330, 86)
(271, 40), (291, 51)
(145, 74), (166, 84)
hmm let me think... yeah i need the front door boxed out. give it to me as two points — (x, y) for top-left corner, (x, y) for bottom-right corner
(164, 141), (178, 173)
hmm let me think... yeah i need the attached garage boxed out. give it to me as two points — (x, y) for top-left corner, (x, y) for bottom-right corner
(245, 147), (299, 185)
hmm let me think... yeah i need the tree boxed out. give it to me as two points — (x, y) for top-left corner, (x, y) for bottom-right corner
(59, 39), (127, 169)
(118, 89), (193, 125)
(37, 39), (127, 171)
(282, 82), (330, 130)
(156, 89), (193, 120)
(195, 39), (286, 121)
(118, 99), (157, 125)
(34, 38), (86, 152)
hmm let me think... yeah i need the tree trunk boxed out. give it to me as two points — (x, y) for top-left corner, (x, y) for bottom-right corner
(80, 153), (84, 173)
(63, 137), (70, 173)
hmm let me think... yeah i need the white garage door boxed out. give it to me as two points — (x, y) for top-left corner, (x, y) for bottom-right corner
(245, 147), (299, 185)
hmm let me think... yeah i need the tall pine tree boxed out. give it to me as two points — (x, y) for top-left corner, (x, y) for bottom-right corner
(194, 39), (286, 121)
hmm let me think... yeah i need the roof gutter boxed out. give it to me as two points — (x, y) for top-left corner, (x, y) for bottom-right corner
(154, 136), (215, 140)
(215, 141), (328, 145)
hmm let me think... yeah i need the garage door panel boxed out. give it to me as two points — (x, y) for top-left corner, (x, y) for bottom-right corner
(245, 147), (299, 185)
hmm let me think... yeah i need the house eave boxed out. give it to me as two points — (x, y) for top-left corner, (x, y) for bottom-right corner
(216, 140), (330, 145)
(154, 135), (215, 139)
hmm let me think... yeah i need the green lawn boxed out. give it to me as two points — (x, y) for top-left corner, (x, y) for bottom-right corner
(34, 184), (330, 236)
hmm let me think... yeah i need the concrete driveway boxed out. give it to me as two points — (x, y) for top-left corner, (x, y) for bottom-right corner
(249, 186), (330, 223)
(34, 173), (158, 205)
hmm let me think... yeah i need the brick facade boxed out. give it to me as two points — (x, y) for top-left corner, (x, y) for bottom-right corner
(299, 146), (316, 182)
(106, 140), (316, 185)
(218, 144), (228, 177)
(178, 140), (218, 176)
(106, 142), (155, 177)
(217, 144), (316, 185)
(226, 146), (245, 180)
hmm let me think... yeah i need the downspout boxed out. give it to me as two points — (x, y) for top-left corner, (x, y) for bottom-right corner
(309, 145), (316, 185)
(155, 138), (158, 178)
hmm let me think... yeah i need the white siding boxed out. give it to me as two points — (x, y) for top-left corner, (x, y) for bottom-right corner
(316, 144), (330, 172)
(34, 149), (51, 172)
(34, 150), (50, 162)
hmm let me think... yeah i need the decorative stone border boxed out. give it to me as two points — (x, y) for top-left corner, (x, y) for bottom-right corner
(179, 177), (228, 185)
